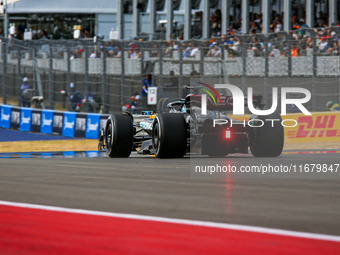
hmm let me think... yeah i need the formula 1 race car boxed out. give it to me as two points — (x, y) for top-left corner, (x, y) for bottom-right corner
(98, 94), (284, 158)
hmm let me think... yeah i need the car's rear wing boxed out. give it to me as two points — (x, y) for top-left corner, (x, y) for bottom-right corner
(185, 95), (264, 111)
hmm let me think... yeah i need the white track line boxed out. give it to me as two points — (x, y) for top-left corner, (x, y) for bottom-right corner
(1, 200), (340, 243)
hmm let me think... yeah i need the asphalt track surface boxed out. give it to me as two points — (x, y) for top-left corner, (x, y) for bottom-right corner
(1, 152), (340, 236)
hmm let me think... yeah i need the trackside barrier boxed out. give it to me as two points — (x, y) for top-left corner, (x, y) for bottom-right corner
(0, 104), (107, 139)
(231, 111), (340, 143)
(2, 104), (339, 143)
(282, 112), (340, 143)
(0, 104), (142, 140)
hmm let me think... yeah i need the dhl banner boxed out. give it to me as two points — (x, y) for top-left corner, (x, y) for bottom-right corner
(282, 112), (340, 143)
(231, 112), (340, 143)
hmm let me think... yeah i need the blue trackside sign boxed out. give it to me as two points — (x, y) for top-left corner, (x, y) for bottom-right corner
(40, 110), (53, 134)
(85, 114), (100, 139)
(19, 108), (32, 132)
(62, 112), (76, 137)
(0, 105), (11, 129)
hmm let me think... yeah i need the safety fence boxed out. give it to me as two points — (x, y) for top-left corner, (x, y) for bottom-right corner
(0, 27), (340, 113)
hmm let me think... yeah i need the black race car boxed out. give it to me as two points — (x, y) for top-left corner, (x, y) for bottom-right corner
(98, 94), (284, 158)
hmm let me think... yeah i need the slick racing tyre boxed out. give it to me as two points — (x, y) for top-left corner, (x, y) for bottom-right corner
(249, 111), (284, 157)
(105, 114), (133, 158)
(152, 113), (187, 158)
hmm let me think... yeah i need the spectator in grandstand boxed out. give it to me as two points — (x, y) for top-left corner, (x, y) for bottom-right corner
(39, 30), (48, 40)
(211, 9), (221, 34)
(274, 20), (283, 33)
(249, 21), (261, 34)
(254, 13), (262, 30)
(304, 36), (313, 51)
(128, 42), (137, 58)
(72, 49), (83, 59)
(236, 4), (241, 22)
(84, 28), (92, 38)
(206, 42), (217, 57)
(331, 40), (339, 55)
(70, 50), (77, 60)
(206, 42), (219, 57)
(78, 49), (83, 58)
(325, 36), (337, 55)
(212, 46), (221, 57)
(89, 50), (97, 59)
(20, 77), (32, 108)
(248, 43), (258, 56)
(129, 48), (136, 59)
(79, 29), (85, 39)
(113, 46), (122, 58)
(150, 44), (160, 57)
(224, 43), (236, 58)
(232, 37), (241, 51)
(106, 42), (115, 57)
(318, 37), (329, 53)
(183, 43), (199, 58)
(142, 74), (152, 108)
(164, 41), (174, 58)
(326, 101), (340, 111)
(133, 48), (141, 59)
(221, 34), (228, 43)
(291, 43), (301, 57)
(269, 45), (279, 57)
(229, 41), (239, 54)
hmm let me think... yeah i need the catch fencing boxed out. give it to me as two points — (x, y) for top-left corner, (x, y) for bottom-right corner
(0, 27), (340, 113)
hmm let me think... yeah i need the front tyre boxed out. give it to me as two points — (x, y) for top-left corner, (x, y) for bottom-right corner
(152, 113), (187, 158)
(249, 111), (284, 157)
(105, 114), (133, 158)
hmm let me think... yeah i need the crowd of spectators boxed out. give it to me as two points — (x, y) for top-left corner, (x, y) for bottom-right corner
(62, 6), (340, 62)
(66, 25), (340, 62)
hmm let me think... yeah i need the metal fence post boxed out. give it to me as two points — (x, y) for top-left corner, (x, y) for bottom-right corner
(305, 27), (317, 111)
(258, 34), (269, 107)
(66, 42), (71, 86)
(49, 42), (54, 109)
(135, 41), (144, 102)
(287, 35), (292, 87)
(200, 46), (204, 76)
(159, 43), (164, 97)
(65, 42), (71, 111)
(331, 27), (340, 108)
(237, 36), (248, 94)
(102, 44), (107, 113)
(17, 43), (22, 106)
(278, 32), (292, 88)
(242, 41), (247, 94)
(2, 39), (7, 105)
(84, 43), (89, 112)
(178, 44), (183, 98)
(120, 42), (125, 106)
(312, 35), (317, 111)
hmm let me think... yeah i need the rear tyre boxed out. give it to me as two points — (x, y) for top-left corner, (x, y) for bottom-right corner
(105, 114), (133, 158)
(249, 111), (284, 157)
(152, 113), (187, 158)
